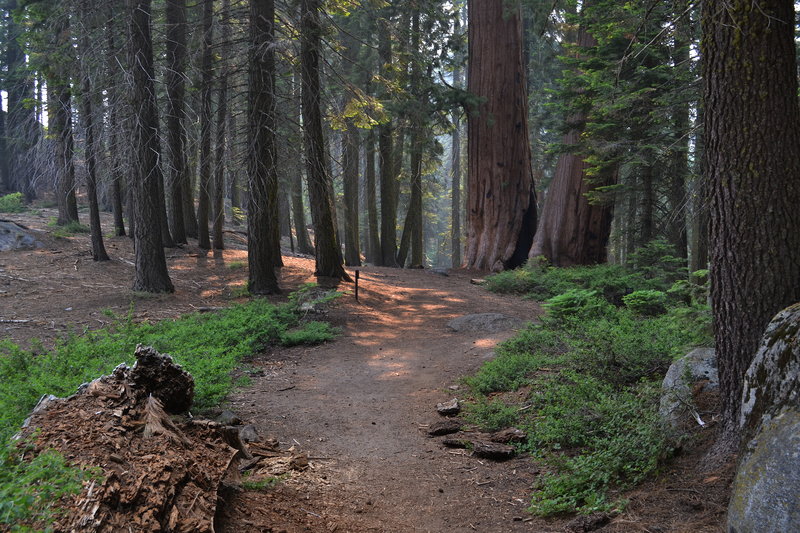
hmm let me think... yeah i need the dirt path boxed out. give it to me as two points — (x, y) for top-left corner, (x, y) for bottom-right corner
(221, 265), (570, 532)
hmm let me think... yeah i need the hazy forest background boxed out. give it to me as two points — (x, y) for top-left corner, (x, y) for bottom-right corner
(2, 0), (800, 529)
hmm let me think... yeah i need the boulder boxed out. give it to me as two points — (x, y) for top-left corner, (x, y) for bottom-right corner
(728, 410), (800, 533)
(447, 313), (523, 333)
(728, 303), (800, 533)
(738, 303), (800, 442)
(0, 220), (43, 251)
(659, 347), (717, 427)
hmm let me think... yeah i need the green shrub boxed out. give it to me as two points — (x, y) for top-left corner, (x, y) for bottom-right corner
(0, 192), (25, 213)
(464, 398), (519, 432)
(279, 321), (338, 346)
(543, 289), (613, 321)
(623, 290), (667, 316)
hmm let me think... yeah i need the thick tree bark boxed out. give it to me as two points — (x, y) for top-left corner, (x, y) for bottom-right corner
(78, 0), (110, 261)
(528, 22), (612, 266)
(466, 0), (537, 271)
(127, 0), (174, 293)
(300, 0), (351, 281)
(247, 0), (280, 294)
(703, 0), (800, 444)
(165, 0), (188, 243)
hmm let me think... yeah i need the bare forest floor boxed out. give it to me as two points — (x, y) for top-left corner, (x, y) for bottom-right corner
(1, 207), (732, 532)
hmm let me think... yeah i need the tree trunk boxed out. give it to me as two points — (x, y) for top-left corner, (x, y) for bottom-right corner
(528, 21), (612, 267)
(703, 0), (800, 445)
(247, 0), (280, 294)
(0, 100), (9, 193)
(78, 0), (110, 261)
(342, 123), (361, 266)
(466, 0), (537, 271)
(196, 0), (213, 249)
(165, 0), (188, 243)
(5, 0), (38, 199)
(104, 7), (126, 236)
(300, 0), (350, 281)
(451, 47), (462, 268)
(212, 0), (230, 251)
(377, 16), (398, 267)
(127, 0), (174, 293)
(365, 129), (381, 263)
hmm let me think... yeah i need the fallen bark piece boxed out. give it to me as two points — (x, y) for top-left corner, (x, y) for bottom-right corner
(472, 441), (516, 461)
(442, 437), (471, 449)
(428, 419), (462, 437)
(436, 398), (461, 416)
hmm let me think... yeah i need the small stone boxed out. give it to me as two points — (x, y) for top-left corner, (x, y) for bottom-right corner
(448, 385), (460, 391)
(436, 398), (461, 416)
(239, 424), (260, 443)
(490, 427), (527, 444)
(431, 267), (449, 276)
(473, 441), (515, 461)
(217, 410), (242, 426)
(428, 420), (462, 437)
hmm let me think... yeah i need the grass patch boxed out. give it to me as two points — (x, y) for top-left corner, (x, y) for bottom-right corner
(466, 242), (712, 516)
(241, 473), (287, 492)
(0, 293), (340, 528)
(0, 192), (25, 213)
(47, 219), (90, 239)
(0, 297), (339, 442)
(226, 261), (246, 270)
(0, 438), (100, 530)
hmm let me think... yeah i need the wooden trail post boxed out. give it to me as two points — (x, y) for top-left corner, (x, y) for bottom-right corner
(355, 270), (360, 302)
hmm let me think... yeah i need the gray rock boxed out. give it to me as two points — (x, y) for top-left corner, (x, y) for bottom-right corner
(727, 303), (800, 533)
(659, 347), (717, 427)
(739, 303), (800, 442)
(728, 409), (800, 533)
(447, 313), (523, 333)
(217, 410), (242, 426)
(436, 398), (460, 416)
(0, 221), (43, 252)
(239, 424), (260, 443)
(430, 267), (449, 276)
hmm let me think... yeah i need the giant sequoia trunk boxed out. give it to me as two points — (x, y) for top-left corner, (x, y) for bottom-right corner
(247, 0), (280, 294)
(466, 0), (537, 271)
(300, 0), (350, 281)
(377, 16), (398, 267)
(127, 0), (174, 293)
(528, 23), (612, 267)
(703, 0), (800, 443)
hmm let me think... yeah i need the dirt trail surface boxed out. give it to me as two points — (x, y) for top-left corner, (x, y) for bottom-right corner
(2, 208), (731, 532)
(222, 267), (551, 533)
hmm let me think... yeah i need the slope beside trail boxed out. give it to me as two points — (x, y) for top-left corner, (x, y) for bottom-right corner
(220, 262), (558, 533)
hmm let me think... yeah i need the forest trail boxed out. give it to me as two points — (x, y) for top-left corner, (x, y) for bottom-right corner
(221, 263), (564, 532)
